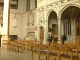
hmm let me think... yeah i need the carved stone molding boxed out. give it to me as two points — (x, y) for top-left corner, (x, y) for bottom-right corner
(58, 2), (80, 17)
(37, 0), (80, 27)
(37, 0), (79, 11)
(38, 10), (45, 25)
(27, 11), (34, 26)
(38, 0), (43, 3)
(27, 27), (37, 32)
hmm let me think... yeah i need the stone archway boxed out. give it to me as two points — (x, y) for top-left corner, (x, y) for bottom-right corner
(61, 6), (80, 43)
(59, 4), (80, 18)
(48, 10), (58, 38)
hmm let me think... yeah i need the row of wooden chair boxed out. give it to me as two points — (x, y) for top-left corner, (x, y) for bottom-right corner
(2, 40), (43, 52)
(2, 40), (26, 52)
(31, 42), (80, 60)
(2, 40), (80, 60)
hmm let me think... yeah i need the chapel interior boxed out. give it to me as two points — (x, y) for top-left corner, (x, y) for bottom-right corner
(0, 0), (80, 60)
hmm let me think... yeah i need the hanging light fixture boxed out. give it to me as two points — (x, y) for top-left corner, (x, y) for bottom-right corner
(12, 13), (18, 28)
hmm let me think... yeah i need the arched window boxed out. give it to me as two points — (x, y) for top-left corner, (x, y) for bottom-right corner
(26, 0), (30, 11)
(63, 15), (71, 35)
(26, 0), (37, 11)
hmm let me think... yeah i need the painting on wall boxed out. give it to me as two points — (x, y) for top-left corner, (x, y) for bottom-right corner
(0, 0), (18, 9)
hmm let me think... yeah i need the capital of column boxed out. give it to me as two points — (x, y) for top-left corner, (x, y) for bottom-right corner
(57, 17), (61, 20)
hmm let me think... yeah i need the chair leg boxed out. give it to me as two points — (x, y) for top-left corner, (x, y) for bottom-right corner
(47, 56), (49, 60)
(38, 54), (40, 60)
(32, 51), (33, 60)
(45, 56), (47, 60)
(54, 58), (56, 60)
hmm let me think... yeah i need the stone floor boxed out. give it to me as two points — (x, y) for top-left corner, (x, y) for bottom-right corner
(0, 46), (79, 60)
(0, 47), (54, 60)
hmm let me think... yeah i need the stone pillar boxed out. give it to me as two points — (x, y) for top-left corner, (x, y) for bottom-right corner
(37, 10), (40, 40)
(57, 17), (62, 44)
(1, 0), (10, 46)
(43, 21), (48, 44)
(43, 9), (48, 44)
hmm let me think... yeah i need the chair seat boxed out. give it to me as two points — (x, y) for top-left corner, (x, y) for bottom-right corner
(49, 52), (58, 56)
(72, 50), (80, 53)
(33, 49), (38, 52)
(40, 50), (47, 54)
(61, 54), (77, 59)
(10, 44), (16, 46)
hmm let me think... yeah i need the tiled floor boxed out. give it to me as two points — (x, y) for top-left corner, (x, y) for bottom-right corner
(0, 46), (54, 60)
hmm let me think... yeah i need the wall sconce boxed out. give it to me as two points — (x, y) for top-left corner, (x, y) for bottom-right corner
(12, 13), (18, 28)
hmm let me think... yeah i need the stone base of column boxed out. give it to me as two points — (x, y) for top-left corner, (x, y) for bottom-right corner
(57, 40), (62, 44)
(43, 40), (48, 45)
(1, 35), (9, 47)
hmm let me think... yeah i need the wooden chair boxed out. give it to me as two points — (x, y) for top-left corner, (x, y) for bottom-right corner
(38, 44), (48, 60)
(59, 44), (79, 60)
(31, 43), (39, 60)
(64, 43), (77, 55)
(9, 40), (24, 52)
(2, 40), (11, 49)
(22, 40), (28, 50)
(76, 38), (80, 45)
(26, 40), (33, 51)
(47, 44), (60, 60)
(9, 41), (15, 50)
(9, 40), (19, 51)
(16, 40), (26, 52)
(76, 45), (80, 59)
(2, 40), (9, 46)
(31, 40), (43, 60)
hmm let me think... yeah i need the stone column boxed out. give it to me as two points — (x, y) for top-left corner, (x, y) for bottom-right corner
(1, 0), (10, 46)
(43, 21), (48, 44)
(43, 9), (48, 44)
(37, 9), (40, 40)
(57, 17), (62, 44)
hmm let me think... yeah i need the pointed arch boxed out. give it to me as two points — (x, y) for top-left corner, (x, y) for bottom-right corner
(59, 4), (80, 18)
(46, 9), (57, 22)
